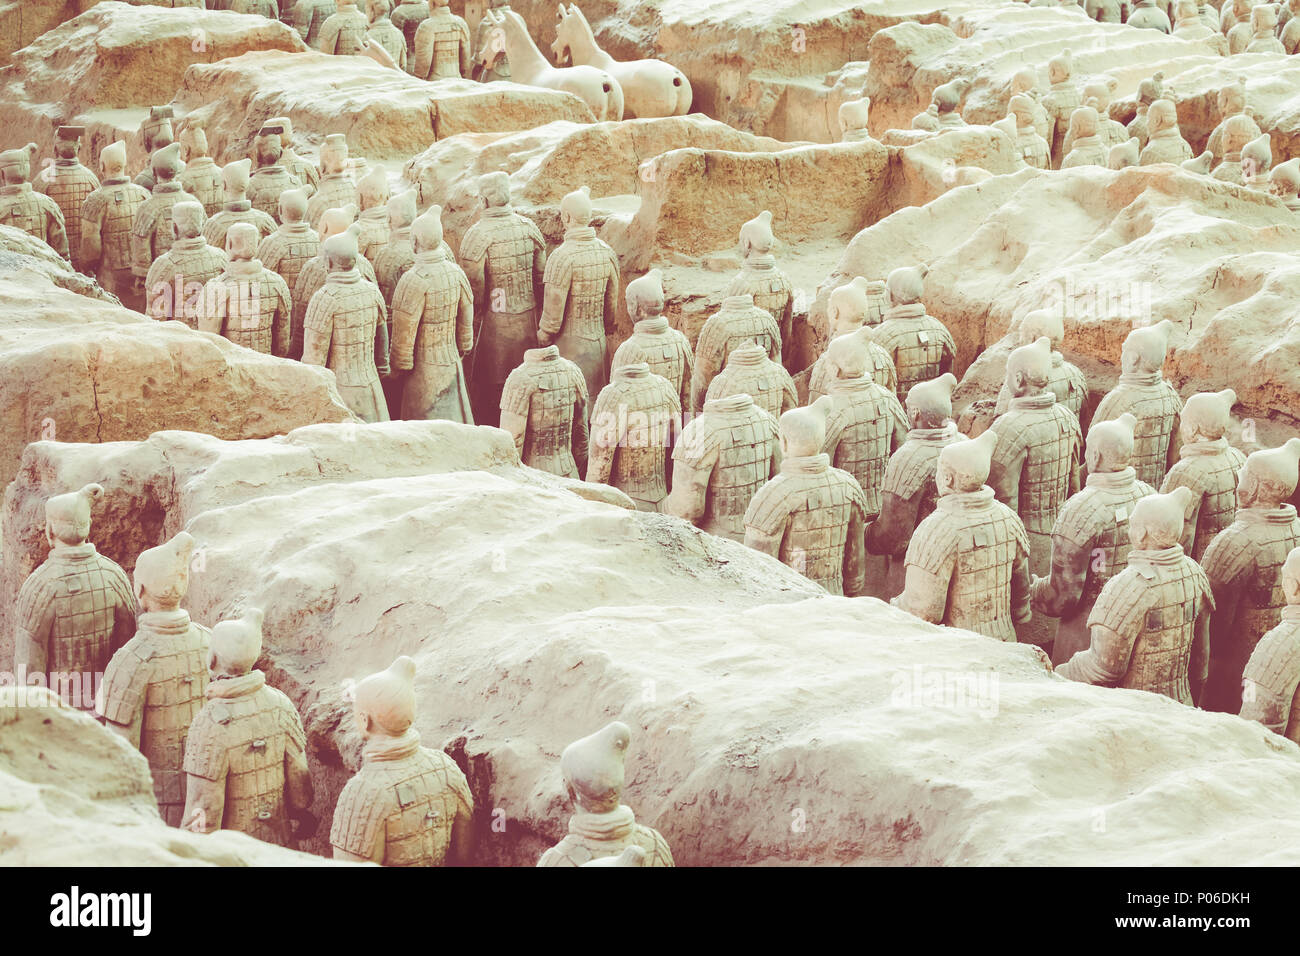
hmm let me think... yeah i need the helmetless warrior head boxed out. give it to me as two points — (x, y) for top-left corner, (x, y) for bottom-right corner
(826, 327), (871, 381)
(1128, 487), (1194, 550)
(358, 166), (389, 209)
(0, 143), (38, 185)
(1120, 319), (1174, 375)
(221, 158), (253, 200)
(1004, 336), (1052, 398)
(323, 224), (362, 271)
(354, 655), (417, 739)
(828, 276), (873, 332)
(738, 210), (775, 257)
(1048, 49), (1072, 86)
(839, 95), (871, 136)
(1147, 100), (1181, 138)
(171, 200), (205, 242)
(133, 531), (196, 611)
(1237, 439), (1300, 509)
(153, 142), (184, 183)
(279, 187), (309, 224)
(319, 204), (359, 240)
(478, 171), (511, 209)
(387, 189), (417, 230)
(559, 185), (593, 227)
(45, 483), (104, 547)
(625, 269), (665, 319)
(1218, 78), (1247, 117)
(141, 106), (175, 154)
(253, 124), (284, 167)
(321, 134), (349, 175)
(54, 125), (85, 162)
(1180, 388), (1235, 443)
(906, 373), (957, 429)
(1085, 413), (1137, 474)
(560, 721), (632, 814)
(1018, 308), (1065, 349)
(779, 397), (833, 458)
(886, 265), (927, 308)
(937, 429), (997, 496)
(412, 205), (443, 252)
(1109, 137), (1140, 170)
(209, 608), (265, 678)
(226, 222), (259, 261)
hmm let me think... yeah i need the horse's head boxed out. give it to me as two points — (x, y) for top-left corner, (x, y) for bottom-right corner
(476, 8), (508, 69)
(551, 4), (590, 64)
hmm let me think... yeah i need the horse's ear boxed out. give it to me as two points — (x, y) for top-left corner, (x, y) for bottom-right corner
(557, 3), (564, 20)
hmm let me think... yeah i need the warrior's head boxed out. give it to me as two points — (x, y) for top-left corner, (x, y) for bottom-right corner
(44, 483), (104, 548)
(1085, 413), (1136, 475)
(1128, 487), (1194, 551)
(779, 398), (832, 459)
(133, 531), (196, 612)
(1004, 336), (1052, 400)
(354, 656), (417, 742)
(936, 429), (996, 496)
(906, 373), (957, 431)
(209, 609), (264, 679)
(560, 721), (632, 815)
(1179, 389), (1235, 444)
(625, 269), (665, 321)
(1238, 439), (1300, 510)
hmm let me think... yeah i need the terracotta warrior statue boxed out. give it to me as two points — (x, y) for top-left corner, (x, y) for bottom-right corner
(1077, 79), (1126, 152)
(200, 222), (293, 356)
(1108, 137), (1140, 171)
(539, 186), (620, 404)
(1056, 487), (1213, 704)
(373, 188), (417, 304)
(306, 134), (359, 232)
(1240, 546), (1300, 743)
(131, 144), (201, 293)
(317, 0), (370, 54)
(257, 188), (320, 300)
(1041, 50), (1080, 168)
(588, 364), (682, 511)
(389, 206), (474, 422)
(1010, 68), (1052, 146)
(1202, 439), (1300, 714)
(248, 122), (303, 220)
(355, 166), (391, 269)
(874, 265), (956, 402)
(182, 608), (316, 848)
(1270, 158), (1300, 212)
(1241, 133), (1273, 191)
(292, 205), (379, 359)
(331, 656), (474, 865)
(1061, 106), (1108, 169)
(866, 373), (963, 596)
(34, 126), (98, 273)
(705, 343), (797, 421)
(177, 123), (223, 217)
(690, 293), (783, 413)
(1246, 2), (1285, 52)
(538, 721), (674, 866)
(994, 308), (1088, 421)
(1093, 320), (1182, 487)
(838, 93), (872, 142)
(610, 269), (694, 411)
(1159, 389), (1245, 562)
(267, 116), (319, 197)
(366, 0), (408, 71)
(1210, 114), (1258, 185)
(133, 106), (175, 193)
(303, 225), (392, 422)
(1205, 80), (1257, 166)
(98, 532), (212, 826)
(144, 200), (228, 326)
(1128, 0), (1173, 30)
(1032, 413), (1156, 665)
(294, 0), (336, 46)
(1126, 72), (1164, 149)
(893, 429), (1032, 642)
(1139, 99), (1193, 167)
(81, 141), (150, 310)
(807, 277), (897, 400)
(0, 143), (68, 259)
(664, 392), (780, 542)
(744, 399), (869, 595)
(390, 0), (429, 56)
(820, 332), (909, 526)
(14, 483), (136, 710)
(203, 159), (277, 249)
(412, 0), (471, 79)
(727, 210), (795, 369)
(499, 346), (590, 477)
(460, 171), (547, 427)
(1172, 0), (1227, 49)
(1007, 94), (1051, 170)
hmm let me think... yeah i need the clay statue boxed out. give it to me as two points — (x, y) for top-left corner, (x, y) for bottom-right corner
(131, 145), (202, 291)
(294, 0), (336, 46)
(203, 159), (277, 249)
(293, 205), (379, 359)
(1079, 79), (1126, 151)
(0, 143), (68, 259)
(411, 0), (472, 79)
(317, 0), (369, 54)
(1246, 2), (1285, 51)
(472, 0), (513, 82)
(1128, 0), (1173, 30)
(1031, 414), (1156, 665)
(231, 0), (278, 15)
(1007, 94), (1051, 169)
(1160, 389), (1245, 562)
(1211, 115), (1259, 184)
(911, 103), (940, 133)
(182, 608), (316, 847)
(1240, 546), (1300, 743)
(477, 7), (623, 120)
(248, 122), (303, 220)
(331, 656), (474, 865)
(306, 134), (359, 232)
(932, 79), (969, 130)
(1241, 133), (1273, 190)
(365, 0), (408, 71)
(892, 429), (1032, 642)
(690, 294), (782, 413)
(1225, 3), (1256, 53)
(539, 186), (620, 404)
(988, 337), (1083, 652)
(839, 93), (873, 143)
(552, 3), (691, 118)
(267, 116), (319, 197)
(98, 532), (212, 826)
(664, 393), (780, 542)
(610, 269), (694, 411)
(726, 211), (795, 368)
(1285, 0), (1300, 50)
(1061, 106), (1108, 169)
(808, 278), (897, 399)
(14, 483), (136, 709)
(1202, 439), (1300, 714)
(820, 333), (909, 524)
(144, 200), (228, 326)
(303, 225), (392, 422)
(1139, 99), (1193, 167)
(1206, 80), (1258, 166)
(80, 141), (151, 310)
(705, 343), (797, 421)
(866, 374), (964, 598)
(588, 363), (682, 511)
(33, 126), (98, 273)
(355, 166), (391, 269)
(460, 172), (547, 427)
(1085, 0), (1123, 21)
(499, 346), (590, 477)
(390, 0), (429, 56)
(537, 721), (673, 866)
(994, 308), (1088, 420)
(373, 188), (417, 304)
(1041, 50), (1080, 167)
(1181, 150), (1214, 176)
(743, 399), (869, 596)
(1269, 158), (1300, 211)
(1108, 136), (1141, 171)
(1056, 487), (1214, 704)
(873, 265), (956, 401)
(1126, 72), (1165, 148)
(389, 206), (474, 422)
(1093, 320), (1183, 486)
(257, 188), (320, 300)
(1219, 0), (1252, 32)
(177, 123), (224, 217)
(133, 106), (175, 192)
(1010, 69), (1052, 146)
(1172, 0), (1228, 49)
(200, 222), (293, 356)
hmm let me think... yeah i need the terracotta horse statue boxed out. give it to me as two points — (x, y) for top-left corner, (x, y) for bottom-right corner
(551, 3), (691, 119)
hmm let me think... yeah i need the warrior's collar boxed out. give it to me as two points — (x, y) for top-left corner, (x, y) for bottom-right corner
(884, 302), (926, 320)
(481, 205), (515, 219)
(388, 226), (412, 242)
(563, 225), (597, 242)
(1238, 504), (1299, 526)
(1071, 135), (1102, 150)
(704, 394), (753, 415)
(938, 486), (996, 513)
(1, 182), (31, 196)
(634, 316), (670, 335)
(226, 258), (264, 277)
(170, 236), (207, 253)
(720, 294), (755, 311)
(525, 345), (561, 363)
(138, 609), (193, 635)
(781, 453), (830, 476)
(360, 205), (387, 222)
(908, 422), (957, 443)
(223, 199), (252, 213)
(278, 221), (313, 236)
(364, 727), (422, 763)
(1128, 545), (1185, 568)
(1117, 369), (1163, 387)
(327, 267), (362, 284)
(568, 804), (636, 841)
(414, 246), (450, 265)
(50, 542), (98, 562)
(1086, 466), (1137, 490)
(829, 375), (874, 396)
(742, 253), (776, 272)
(727, 347), (767, 368)
(1010, 391), (1055, 411)
(1179, 437), (1229, 458)
(206, 670), (265, 700)
(103, 176), (129, 186)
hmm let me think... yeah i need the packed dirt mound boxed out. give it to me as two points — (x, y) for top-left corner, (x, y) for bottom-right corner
(9, 421), (1300, 866)
(0, 223), (112, 302)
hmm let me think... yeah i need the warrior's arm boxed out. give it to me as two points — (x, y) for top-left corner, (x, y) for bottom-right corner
(1030, 531), (1093, 618)
(1191, 605), (1211, 706)
(457, 23), (472, 79)
(456, 284), (474, 355)
(14, 606), (54, 677)
(571, 394), (591, 478)
(285, 731), (315, 812)
(374, 298), (391, 377)
(892, 564), (950, 624)
(843, 503), (868, 598)
(1161, 471), (1201, 556)
(1057, 622), (1135, 685)
(1010, 548), (1032, 625)
(499, 408), (528, 458)
(662, 459), (712, 525)
(866, 489), (922, 557)
(411, 22), (433, 80)
(539, 276), (569, 343)
(586, 405), (619, 486)
(987, 443), (1025, 509)
(182, 773), (226, 834)
(744, 526), (784, 560)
